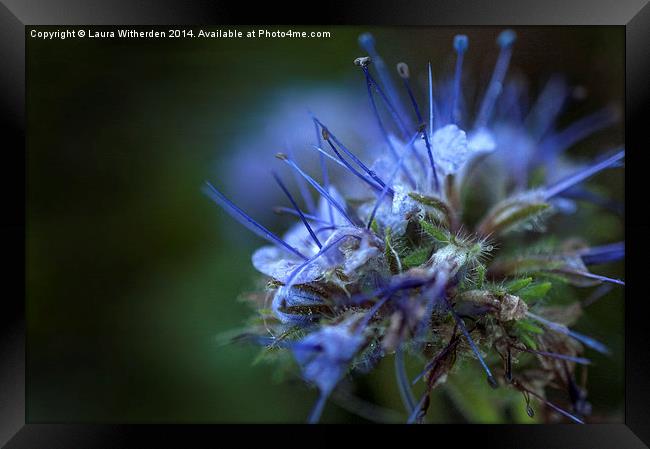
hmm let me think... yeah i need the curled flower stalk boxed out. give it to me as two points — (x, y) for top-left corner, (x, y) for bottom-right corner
(206, 30), (624, 423)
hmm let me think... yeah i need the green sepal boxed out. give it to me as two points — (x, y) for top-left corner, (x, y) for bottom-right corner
(370, 218), (379, 234)
(402, 246), (432, 268)
(516, 319), (545, 335)
(477, 192), (551, 236)
(476, 264), (487, 289)
(517, 282), (552, 301)
(419, 220), (450, 243)
(519, 333), (538, 350)
(505, 277), (533, 293)
(408, 192), (452, 224)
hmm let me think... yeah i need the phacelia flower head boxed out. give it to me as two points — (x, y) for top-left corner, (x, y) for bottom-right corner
(205, 29), (624, 424)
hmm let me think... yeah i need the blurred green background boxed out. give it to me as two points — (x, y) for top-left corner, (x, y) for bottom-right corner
(26, 26), (623, 423)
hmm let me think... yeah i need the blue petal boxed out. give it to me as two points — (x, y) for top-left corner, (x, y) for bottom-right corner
(293, 320), (366, 396)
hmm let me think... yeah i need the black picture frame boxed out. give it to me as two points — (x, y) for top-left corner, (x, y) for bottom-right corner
(2, 0), (649, 446)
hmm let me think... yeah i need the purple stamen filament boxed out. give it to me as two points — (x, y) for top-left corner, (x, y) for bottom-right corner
(451, 36), (467, 125)
(526, 312), (610, 355)
(359, 69), (418, 188)
(475, 30), (516, 128)
(544, 149), (625, 199)
(309, 113), (334, 225)
(399, 65), (439, 191)
(312, 117), (392, 191)
(445, 296), (497, 387)
(273, 172), (322, 249)
(277, 154), (357, 226)
(361, 65), (410, 139)
(203, 181), (307, 260)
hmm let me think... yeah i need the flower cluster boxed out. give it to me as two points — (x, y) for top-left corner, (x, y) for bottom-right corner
(206, 30), (624, 423)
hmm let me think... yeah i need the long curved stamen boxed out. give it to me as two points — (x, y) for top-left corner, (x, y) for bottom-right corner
(475, 29), (516, 128)
(310, 144), (385, 193)
(358, 32), (411, 133)
(273, 172), (322, 249)
(397, 63), (439, 190)
(309, 144), (365, 174)
(203, 181), (307, 260)
(358, 64), (417, 188)
(309, 111), (333, 224)
(322, 130), (390, 194)
(397, 62), (422, 122)
(514, 381), (585, 424)
(526, 312), (610, 355)
(362, 68), (401, 161)
(511, 346), (592, 365)
(560, 270), (625, 286)
(358, 61), (410, 139)
(286, 147), (316, 214)
(451, 34), (468, 125)
(428, 62), (436, 133)
(276, 153), (356, 226)
(312, 117), (392, 190)
(544, 149), (625, 199)
(445, 296), (498, 388)
(539, 397), (584, 424)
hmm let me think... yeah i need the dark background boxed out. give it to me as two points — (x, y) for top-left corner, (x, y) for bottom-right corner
(26, 26), (623, 422)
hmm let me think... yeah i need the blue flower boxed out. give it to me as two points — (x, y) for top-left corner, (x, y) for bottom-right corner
(293, 317), (366, 395)
(206, 29), (624, 424)
(292, 316), (367, 422)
